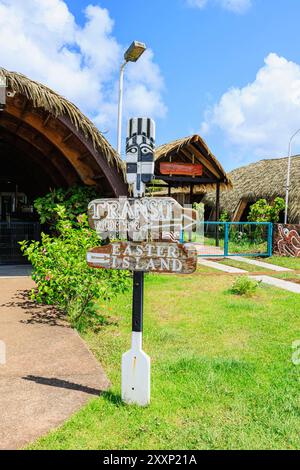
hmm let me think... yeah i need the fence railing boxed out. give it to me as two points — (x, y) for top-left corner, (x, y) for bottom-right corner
(182, 222), (273, 258)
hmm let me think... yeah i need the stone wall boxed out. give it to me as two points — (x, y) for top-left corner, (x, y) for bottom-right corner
(273, 224), (300, 257)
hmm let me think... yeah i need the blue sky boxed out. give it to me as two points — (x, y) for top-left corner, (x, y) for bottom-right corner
(1, 0), (300, 170)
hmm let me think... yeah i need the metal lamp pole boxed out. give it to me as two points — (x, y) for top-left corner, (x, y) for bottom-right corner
(117, 62), (127, 156)
(116, 41), (147, 156)
(285, 129), (300, 224)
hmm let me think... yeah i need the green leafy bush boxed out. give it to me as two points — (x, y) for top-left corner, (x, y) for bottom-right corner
(20, 207), (130, 332)
(219, 210), (230, 223)
(230, 277), (261, 297)
(248, 197), (285, 223)
(34, 186), (98, 229)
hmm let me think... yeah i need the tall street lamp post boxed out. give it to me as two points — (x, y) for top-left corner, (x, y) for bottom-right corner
(117, 41), (147, 156)
(285, 129), (300, 224)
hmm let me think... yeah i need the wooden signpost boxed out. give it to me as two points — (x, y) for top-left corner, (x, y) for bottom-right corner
(87, 242), (197, 274)
(87, 117), (198, 407)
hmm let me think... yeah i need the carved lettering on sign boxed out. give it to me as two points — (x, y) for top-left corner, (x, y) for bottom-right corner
(88, 197), (198, 242)
(87, 242), (198, 274)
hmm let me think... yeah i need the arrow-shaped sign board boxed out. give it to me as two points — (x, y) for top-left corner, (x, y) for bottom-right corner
(88, 197), (198, 242)
(87, 242), (197, 275)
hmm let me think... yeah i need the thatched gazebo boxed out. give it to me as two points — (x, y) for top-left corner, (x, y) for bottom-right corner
(153, 135), (232, 220)
(0, 67), (127, 199)
(203, 156), (300, 223)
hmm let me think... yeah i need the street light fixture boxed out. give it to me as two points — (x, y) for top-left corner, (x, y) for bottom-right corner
(117, 41), (147, 156)
(284, 129), (300, 224)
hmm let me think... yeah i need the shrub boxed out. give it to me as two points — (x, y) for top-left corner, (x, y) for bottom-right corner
(20, 208), (130, 332)
(34, 186), (98, 229)
(219, 210), (230, 223)
(230, 277), (261, 297)
(248, 197), (285, 223)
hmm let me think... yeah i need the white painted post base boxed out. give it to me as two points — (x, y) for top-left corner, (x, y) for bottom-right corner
(121, 332), (151, 406)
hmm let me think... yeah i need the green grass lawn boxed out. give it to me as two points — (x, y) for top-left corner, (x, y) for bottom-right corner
(263, 256), (300, 270)
(29, 268), (300, 450)
(189, 234), (267, 256)
(217, 256), (300, 274)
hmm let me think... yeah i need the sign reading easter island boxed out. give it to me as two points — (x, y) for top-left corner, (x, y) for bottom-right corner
(87, 242), (198, 274)
(88, 197), (198, 242)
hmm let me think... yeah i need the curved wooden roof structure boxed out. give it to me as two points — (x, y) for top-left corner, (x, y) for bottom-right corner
(155, 135), (232, 192)
(0, 68), (127, 198)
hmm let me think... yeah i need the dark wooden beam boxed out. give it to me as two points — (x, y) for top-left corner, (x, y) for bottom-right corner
(43, 114), (51, 128)
(62, 132), (73, 144)
(93, 174), (106, 181)
(190, 184), (194, 205)
(215, 182), (220, 247)
(78, 152), (90, 162)
(157, 175), (221, 184)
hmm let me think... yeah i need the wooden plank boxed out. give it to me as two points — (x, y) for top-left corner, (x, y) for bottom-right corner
(160, 162), (203, 176)
(62, 132), (73, 144)
(43, 114), (51, 127)
(233, 199), (248, 222)
(87, 242), (198, 274)
(187, 145), (221, 179)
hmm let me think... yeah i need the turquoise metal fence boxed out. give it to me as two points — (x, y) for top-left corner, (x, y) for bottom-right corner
(182, 222), (273, 258)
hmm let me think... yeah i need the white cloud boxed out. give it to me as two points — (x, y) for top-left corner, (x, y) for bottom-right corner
(0, 0), (166, 144)
(187, 0), (252, 14)
(201, 53), (300, 161)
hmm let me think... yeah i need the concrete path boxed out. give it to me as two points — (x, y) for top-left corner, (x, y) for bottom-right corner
(198, 259), (248, 274)
(251, 275), (300, 294)
(227, 256), (292, 272)
(0, 277), (109, 450)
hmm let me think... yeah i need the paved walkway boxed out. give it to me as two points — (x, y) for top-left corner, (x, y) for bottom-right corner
(198, 259), (248, 274)
(251, 275), (300, 294)
(227, 256), (292, 272)
(0, 276), (109, 450)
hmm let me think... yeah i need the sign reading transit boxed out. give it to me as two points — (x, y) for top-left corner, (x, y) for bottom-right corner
(87, 242), (198, 275)
(88, 197), (198, 242)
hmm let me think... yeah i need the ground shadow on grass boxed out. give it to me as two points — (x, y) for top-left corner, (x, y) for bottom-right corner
(22, 375), (102, 397)
(0, 289), (67, 327)
(101, 390), (125, 407)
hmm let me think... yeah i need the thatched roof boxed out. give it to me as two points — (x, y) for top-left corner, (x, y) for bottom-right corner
(203, 155), (300, 223)
(0, 67), (125, 174)
(155, 135), (232, 192)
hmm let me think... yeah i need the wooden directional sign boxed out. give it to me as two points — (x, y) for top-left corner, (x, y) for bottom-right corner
(88, 197), (198, 242)
(160, 162), (203, 177)
(87, 242), (198, 274)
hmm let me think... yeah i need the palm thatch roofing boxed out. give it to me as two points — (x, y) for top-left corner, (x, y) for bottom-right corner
(155, 134), (232, 192)
(203, 156), (300, 223)
(0, 67), (125, 174)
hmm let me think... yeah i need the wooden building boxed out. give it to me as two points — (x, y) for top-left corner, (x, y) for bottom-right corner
(0, 68), (127, 204)
(0, 68), (127, 263)
(203, 156), (300, 223)
(153, 135), (232, 220)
